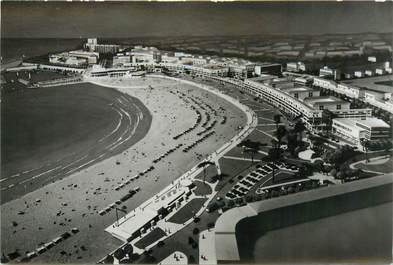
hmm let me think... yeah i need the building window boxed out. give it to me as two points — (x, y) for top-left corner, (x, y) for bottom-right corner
(337, 104), (341, 110)
(309, 92), (313, 97)
(294, 93), (298, 98)
(319, 105), (324, 110)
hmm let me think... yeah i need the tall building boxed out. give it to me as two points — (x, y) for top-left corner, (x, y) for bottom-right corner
(84, 38), (120, 54)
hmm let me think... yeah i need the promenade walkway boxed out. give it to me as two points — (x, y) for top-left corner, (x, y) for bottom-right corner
(102, 75), (258, 260)
(158, 251), (188, 265)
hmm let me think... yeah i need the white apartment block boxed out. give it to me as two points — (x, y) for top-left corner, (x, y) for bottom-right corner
(332, 117), (390, 145)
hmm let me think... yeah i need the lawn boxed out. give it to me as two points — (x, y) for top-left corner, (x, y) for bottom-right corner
(192, 181), (212, 196)
(134, 228), (167, 250)
(194, 165), (218, 184)
(167, 198), (208, 224)
(259, 171), (298, 187)
(375, 80), (393, 87)
(355, 157), (393, 174)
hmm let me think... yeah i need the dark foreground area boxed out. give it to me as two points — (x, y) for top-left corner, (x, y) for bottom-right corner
(236, 183), (393, 264)
(1, 82), (152, 203)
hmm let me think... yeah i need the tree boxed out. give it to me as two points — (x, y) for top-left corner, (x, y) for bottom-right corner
(244, 148), (258, 163)
(330, 168), (337, 177)
(294, 120), (306, 143)
(360, 139), (370, 162)
(273, 114), (281, 131)
(123, 244), (133, 256)
(267, 140), (282, 183)
(113, 248), (126, 261)
(276, 125), (287, 145)
(287, 130), (298, 156)
(189, 255), (196, 264)
(238, 139), (263, 163)
(322, 109), (335, 135)
(312, 160), (324, 172)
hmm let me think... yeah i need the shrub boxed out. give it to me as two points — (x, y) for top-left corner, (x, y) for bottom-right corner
(207, 222), (215, 229)
(189, 255), (196, 264)
(227, 200), (235, 208)
(192, 228), (200, 235)
(245, 195), (254, 203)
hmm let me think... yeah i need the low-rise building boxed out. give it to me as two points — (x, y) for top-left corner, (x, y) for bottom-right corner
(354, 71), (364, 78)
(365, 70), (374, 77)
(281, 87), (320, 101)
(254, 63), (282, 76)
(332, 117), (390, 145)
(286, 62), (306, 73)
(49, 53), (87, 67)
(113, 54), (131, 67)
(304, 96), (350, 112)
(68, 50), (99, 64)
(319, 66), (340, 80)
(368, 56), (377, 63)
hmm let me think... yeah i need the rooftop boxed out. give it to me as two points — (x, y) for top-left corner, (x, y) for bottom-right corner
(334, 117), (390, 128)
(304, 96), (346, 105)
(281, 87), (314, 93)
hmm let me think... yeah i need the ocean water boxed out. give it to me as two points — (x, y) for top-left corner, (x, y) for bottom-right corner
(1, 38), (85, 63)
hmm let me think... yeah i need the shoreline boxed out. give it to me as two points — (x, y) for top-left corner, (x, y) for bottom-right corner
(1, 82), (152, 204)
(96, 74), (257, 258)
(1, 75), (249, 263)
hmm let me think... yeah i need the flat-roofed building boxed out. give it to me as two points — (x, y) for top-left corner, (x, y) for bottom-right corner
(228, 63), (255, 79)
(332, 117), (390, 145)
(319, 66), (340, 80)
(368, 56), (377, 62)
(68, 50), (99, 64)
(286, 62), (299, 72)
(254, 63), (282, 76)
(281, 87), (320, 101)
(113, 54), (131, 67)
(49, 53), (88, 67)
(304, 96), (350, 111)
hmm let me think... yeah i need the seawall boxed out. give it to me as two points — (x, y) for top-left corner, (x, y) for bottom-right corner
(214, 174), (393, 263)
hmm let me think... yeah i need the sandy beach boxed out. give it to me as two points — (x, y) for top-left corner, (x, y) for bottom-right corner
(1, 75), (247, 263)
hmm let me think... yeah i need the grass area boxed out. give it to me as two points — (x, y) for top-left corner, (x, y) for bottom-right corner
(195, 165), (218, 184)
(134, 228), (167, 250)
(192, 181), (212, 196)
(375, 80), (393, 87)
(355, 157), (393, 174)
(3, 70), (68, 84)
(259, 171), (297, 187)
(216, 157), (253, 191)
(167, 198), (208, 224)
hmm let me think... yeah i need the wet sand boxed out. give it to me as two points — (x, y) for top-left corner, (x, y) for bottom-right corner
(1, 76), (247, 263)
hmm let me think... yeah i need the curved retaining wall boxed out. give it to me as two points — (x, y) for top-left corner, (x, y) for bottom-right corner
(214, 174), (393, 263)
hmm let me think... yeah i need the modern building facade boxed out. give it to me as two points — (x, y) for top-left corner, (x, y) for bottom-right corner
(332, 117), (390, 145)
